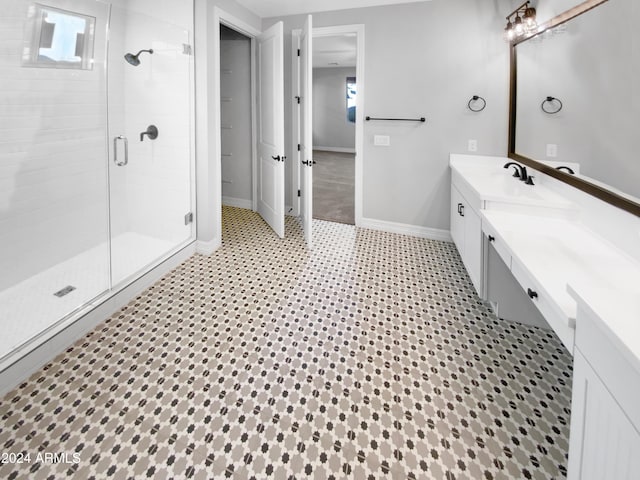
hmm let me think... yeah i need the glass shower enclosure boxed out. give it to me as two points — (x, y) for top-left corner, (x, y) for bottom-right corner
(0, 0), (194, 367)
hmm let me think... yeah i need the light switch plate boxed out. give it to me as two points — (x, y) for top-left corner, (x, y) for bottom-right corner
(546, 143), (558, 158)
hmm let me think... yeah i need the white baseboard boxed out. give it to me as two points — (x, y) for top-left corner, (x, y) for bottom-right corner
(222, 196), (253, 210)
(0, 242), (196, 397)
(196, 237), (221, 255)
(313, 146), (356, 154)
(359, 217), (452, 242)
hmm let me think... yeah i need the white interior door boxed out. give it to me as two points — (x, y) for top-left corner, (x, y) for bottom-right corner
(300, 15), (313, 248)
(256, 21), (285, 238)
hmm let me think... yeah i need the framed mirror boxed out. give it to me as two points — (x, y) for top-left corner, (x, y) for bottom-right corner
(508, 0), (640, 217)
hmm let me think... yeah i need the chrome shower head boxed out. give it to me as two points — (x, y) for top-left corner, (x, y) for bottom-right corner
(124, 49), (153, 66)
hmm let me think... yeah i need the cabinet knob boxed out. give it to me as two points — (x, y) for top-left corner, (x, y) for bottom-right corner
(458, 204), (465, 217)
(488, 235), (495, 242)
(527, 288), (538, 299)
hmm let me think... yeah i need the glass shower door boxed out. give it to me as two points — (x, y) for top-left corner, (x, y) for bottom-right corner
(0, 0), (111, 364)
(107, 7), (193, 286)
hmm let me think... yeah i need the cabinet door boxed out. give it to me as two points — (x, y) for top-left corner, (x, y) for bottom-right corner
(464, 205), (482, 294)
(568, 350), (640, 480)
(450, 184), (465, 253)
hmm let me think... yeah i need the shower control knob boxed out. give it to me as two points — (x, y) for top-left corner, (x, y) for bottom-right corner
(140, 125), (158, 141)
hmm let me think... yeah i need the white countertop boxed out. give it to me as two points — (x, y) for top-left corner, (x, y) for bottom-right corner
(482, 210), (640, 329)
(450, 154), (574, 209)
(451, 153), (640, 370)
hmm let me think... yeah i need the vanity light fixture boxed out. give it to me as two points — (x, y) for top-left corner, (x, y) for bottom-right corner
(504, 1), (537, 42)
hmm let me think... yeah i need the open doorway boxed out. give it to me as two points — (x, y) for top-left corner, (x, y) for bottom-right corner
(220, 24), (253, 212)
(311, 34), (357, 225)
(213, 10), (286, 245)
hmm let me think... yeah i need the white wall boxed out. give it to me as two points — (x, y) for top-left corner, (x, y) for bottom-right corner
(220, 30), (253, 207)
(265, 0), (511, 232)
(529, 0), (586, 23)
(313, 67), (356, 150)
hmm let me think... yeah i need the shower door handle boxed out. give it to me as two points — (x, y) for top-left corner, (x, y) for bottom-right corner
(114, 135), (129, 166)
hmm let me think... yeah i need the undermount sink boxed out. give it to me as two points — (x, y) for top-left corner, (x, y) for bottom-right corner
(482, 210), (640, 324)
(451, 161), (574, 209)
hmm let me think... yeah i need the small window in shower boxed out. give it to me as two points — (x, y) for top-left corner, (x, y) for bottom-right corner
(22, 4), (96, 70)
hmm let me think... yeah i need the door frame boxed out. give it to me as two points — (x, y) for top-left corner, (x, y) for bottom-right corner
(291, 24), (365, 225)
(212, 7), (260, 229)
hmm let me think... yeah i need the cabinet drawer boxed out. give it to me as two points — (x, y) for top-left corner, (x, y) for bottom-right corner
(482, 221), (511, 269)
(511, 258), (575, 352)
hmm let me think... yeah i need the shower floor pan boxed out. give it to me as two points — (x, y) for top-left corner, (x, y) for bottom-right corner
(0, 232), (176, 363)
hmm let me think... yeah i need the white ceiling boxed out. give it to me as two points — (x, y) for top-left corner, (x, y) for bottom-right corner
(235, 0), (431, 18)
(313, 34), (357, 68)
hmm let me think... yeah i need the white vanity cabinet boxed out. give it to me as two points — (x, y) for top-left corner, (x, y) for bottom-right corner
(568, 351), (640, 480)
(449, 154), (574, 299)
(450, 154), (640, 479)
(567, 291), (640, 480)
(450, 181), (482, 294)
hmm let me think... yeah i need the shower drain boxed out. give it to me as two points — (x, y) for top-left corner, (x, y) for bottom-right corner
(53, 285), (76, 298)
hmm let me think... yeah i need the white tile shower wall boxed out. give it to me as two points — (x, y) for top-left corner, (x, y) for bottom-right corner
(116, 9), (192, 245)
(0, 0), (111, 292)
(110, 0), (194, 29)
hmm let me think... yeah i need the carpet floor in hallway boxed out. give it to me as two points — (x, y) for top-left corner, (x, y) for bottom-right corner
(312, 150), (355, 225)
(0, 207), (572, 479)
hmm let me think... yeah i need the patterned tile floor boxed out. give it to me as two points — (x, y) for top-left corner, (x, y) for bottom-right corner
(0, 207), (573, 479)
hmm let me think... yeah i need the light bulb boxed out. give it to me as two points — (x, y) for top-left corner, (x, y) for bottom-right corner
(524, 7), (537, 32)
(504, 20), (515, 41)
(514, 15), (524, 36)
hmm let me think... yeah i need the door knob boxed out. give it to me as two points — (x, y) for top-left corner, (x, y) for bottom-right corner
(140, 125), (158, 141)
